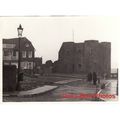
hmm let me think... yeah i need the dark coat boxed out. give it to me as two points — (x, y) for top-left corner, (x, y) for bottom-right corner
(93, 72), (97, 85)
(87, 72), (92, 82)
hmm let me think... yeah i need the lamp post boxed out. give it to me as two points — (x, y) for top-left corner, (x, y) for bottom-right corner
(16, 24), (23, 90)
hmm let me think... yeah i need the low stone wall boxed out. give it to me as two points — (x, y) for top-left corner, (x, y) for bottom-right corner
(3, 65), (17, 92)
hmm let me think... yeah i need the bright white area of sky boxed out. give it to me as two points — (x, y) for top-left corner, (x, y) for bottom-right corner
(0, 16), (119, 68)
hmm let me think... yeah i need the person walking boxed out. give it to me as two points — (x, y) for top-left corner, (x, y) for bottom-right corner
(93, 72), (97, 85)
(87, 72), (92, 83)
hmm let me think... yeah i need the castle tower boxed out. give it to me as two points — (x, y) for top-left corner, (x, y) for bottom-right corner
(100, 42), (111, 77)
(56, 40), (111, 76)
(58, 42), (75, 73)
(84, 40), (100, 74)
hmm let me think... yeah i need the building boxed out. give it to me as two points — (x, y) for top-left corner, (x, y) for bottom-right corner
(34, 57), (42, 74)
(111, 69), (118, 79)
(3, 37), (35, 74)
(55, 40), (111, 77)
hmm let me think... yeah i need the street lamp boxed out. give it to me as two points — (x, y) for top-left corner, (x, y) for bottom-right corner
(16, 24), (23, 90)
(17, 24), (23, 38)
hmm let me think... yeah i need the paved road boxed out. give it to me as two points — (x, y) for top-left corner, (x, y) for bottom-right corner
(3, 79), (118, 102)
(3, 79), (100, 101)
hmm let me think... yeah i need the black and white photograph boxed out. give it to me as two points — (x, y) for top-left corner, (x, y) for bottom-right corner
(1, 1), (120, 120)
(1, 16), (119, 102)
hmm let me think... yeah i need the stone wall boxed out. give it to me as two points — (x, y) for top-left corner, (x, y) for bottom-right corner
(100, 42), (111, 77)
(3, 65), (17, 92)
(55, 40), (111, 77)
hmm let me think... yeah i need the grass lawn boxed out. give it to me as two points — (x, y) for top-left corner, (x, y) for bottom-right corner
(20, 74), (84, 91)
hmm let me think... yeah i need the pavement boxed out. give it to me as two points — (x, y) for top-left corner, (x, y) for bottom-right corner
(97, 80), (118, 101)
(54, 79), (82, 84)
(4, 85), (58, 97)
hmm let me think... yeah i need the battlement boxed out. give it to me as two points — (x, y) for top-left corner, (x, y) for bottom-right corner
(85, 40), (99, 43)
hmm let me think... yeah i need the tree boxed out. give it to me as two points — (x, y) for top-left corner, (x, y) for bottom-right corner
(45, 60), (53, 67)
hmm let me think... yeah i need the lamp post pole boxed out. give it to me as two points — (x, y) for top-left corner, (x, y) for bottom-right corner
(18, 37), (21, 81)
(16, 24), (23, 91)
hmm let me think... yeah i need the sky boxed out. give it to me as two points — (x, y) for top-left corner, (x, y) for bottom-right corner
(0, 16), (119, 68)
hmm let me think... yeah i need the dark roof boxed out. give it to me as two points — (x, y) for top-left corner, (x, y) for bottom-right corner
(3, 37), (35, 50)
(34, 57), (42, 61)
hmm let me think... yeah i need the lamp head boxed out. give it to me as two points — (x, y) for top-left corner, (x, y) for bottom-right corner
(17, 24), (23, 37)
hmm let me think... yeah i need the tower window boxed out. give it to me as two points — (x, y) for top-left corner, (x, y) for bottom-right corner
(78, 64), (82, 68)
(78, 49), (81, 53)
(66, 50), (70, 55)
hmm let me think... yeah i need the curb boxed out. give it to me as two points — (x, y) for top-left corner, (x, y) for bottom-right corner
(3, 86), (59, 97)
(17, 86), (59, 97)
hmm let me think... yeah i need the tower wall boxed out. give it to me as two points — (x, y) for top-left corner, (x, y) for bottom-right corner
(56, 40), (111, 76)
(100, 42), (111, 77)
(74, 43), (84, 73)
(84, 40), (100, 74)
(58, 42), (74, 73)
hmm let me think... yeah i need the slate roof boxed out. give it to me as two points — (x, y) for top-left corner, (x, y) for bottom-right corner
(3, 37), (35, 50)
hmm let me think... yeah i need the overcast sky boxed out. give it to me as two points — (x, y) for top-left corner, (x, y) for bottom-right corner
(0, 16), (119, 68)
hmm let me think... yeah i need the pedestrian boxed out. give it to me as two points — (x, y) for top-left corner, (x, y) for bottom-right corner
(89, 72), (92, 83)
(87, 72), (92, 83)
(93, 72), (97, 85)
(98, 77), (100, 84)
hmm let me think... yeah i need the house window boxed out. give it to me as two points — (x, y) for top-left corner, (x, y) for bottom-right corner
(21, 62), (27, 69)
(22, 51), (26, 58)
(4, 50), (12, 56)
(3, 44), (15, 48)
(28, 62), (33, 69)
(28, 51), (32, 58)
(3, 50), (9, 56)
(16, 51), (18, 59)
(29, 62), (32, 69)
(13, 51), (16, 56)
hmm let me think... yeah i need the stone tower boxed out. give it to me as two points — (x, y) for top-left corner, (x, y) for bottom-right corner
(58, 42), (74, 73)
(100, 42), (111, 77)
(56, 40), (111, 77)
(84, 40), (100, 74)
